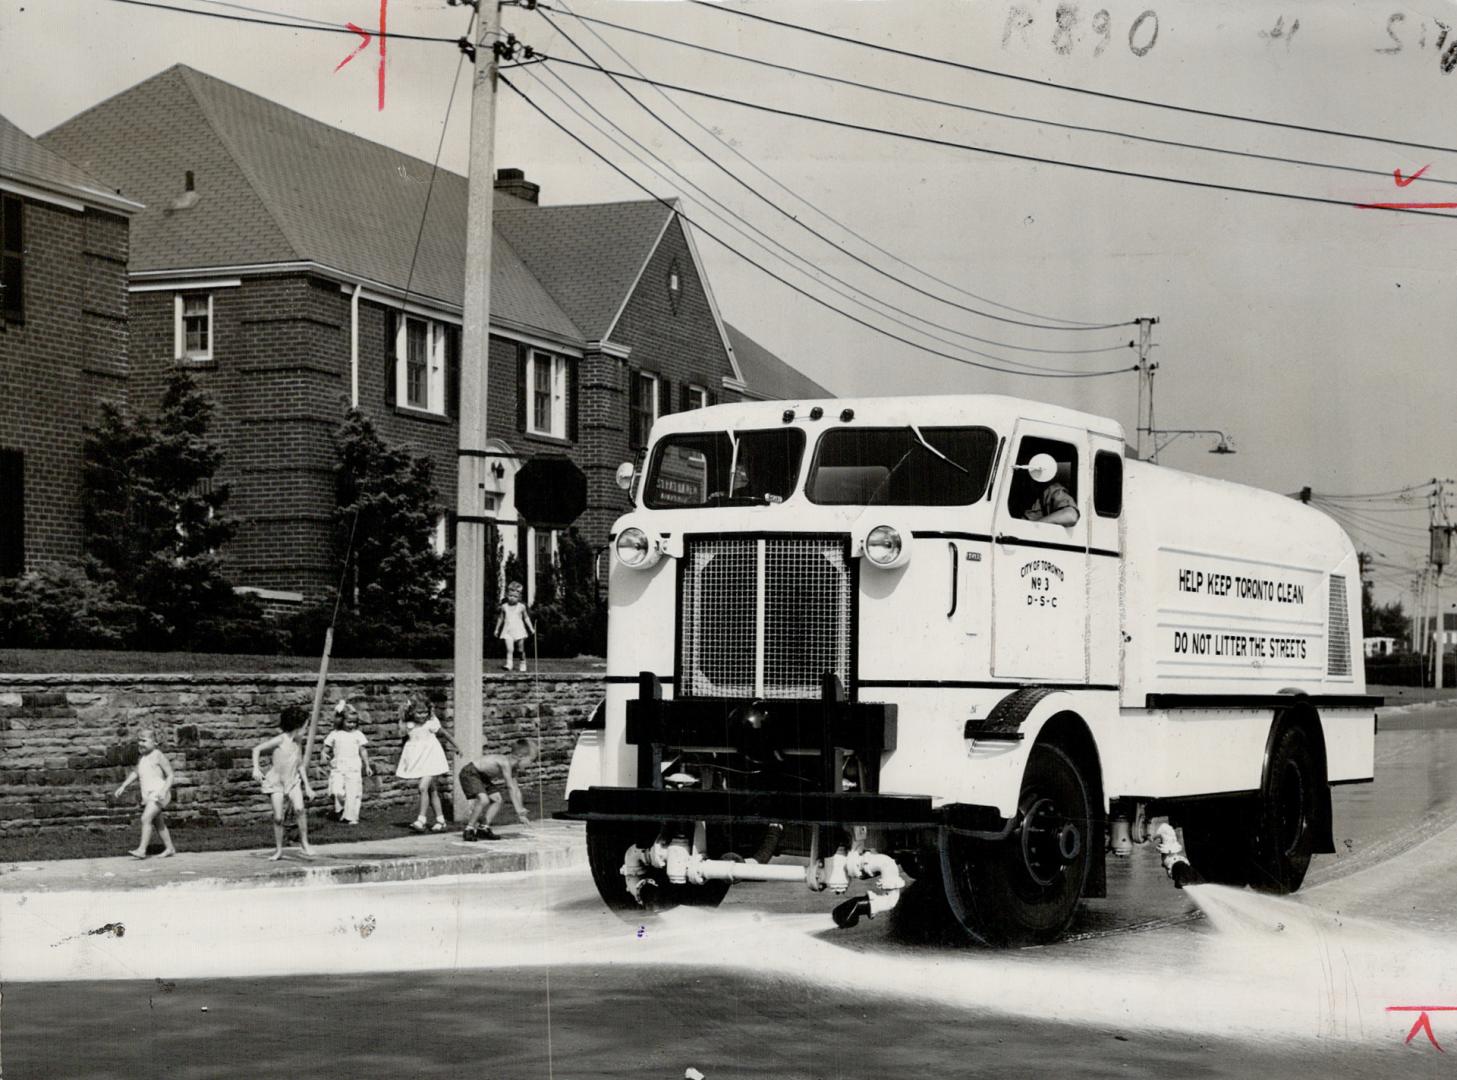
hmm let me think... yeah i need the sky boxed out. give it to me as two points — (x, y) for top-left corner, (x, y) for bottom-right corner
(2, 0), (1454, 608)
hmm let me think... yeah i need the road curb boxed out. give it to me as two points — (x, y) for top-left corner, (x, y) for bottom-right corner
(0, 830), (586, 894)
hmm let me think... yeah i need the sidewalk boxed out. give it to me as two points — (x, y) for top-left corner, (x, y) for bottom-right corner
(0, 819), (586, 894)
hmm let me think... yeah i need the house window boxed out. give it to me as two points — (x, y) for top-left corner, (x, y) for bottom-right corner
(1, 194), (22, 326)
(686, 385), (708, 410)
(174, 292), (213, 361)
(395, 316), (448, 415)
(629, 370), (660, 449)
(0, 448), (23, 575)
(529, 526), (558, 604)
(525, 350), (568, 437)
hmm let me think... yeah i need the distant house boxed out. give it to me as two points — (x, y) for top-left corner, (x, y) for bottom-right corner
(0, 113), (140, 577)
(1363, 636), (1397, 658)
(42, 65), (826, 606)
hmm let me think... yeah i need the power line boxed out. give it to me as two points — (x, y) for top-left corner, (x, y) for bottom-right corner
(540, 56), (1457, 223)
(542, 0), (1124, 328)
(542, 4), (1457, 192)
(537, 10), (1134, 332)
(524, 64), (1123, 374)
(99, 0), (459, 42)
(686, 0), (1457, 158)
(190, 0), (340, 29)
(399, 8), (476, 314)
(527, 64), (1130, 358)
(500, 73), (1137, 381)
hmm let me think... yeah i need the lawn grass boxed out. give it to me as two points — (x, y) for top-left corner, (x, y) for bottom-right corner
(0, 650), (604, 676)
(5, 784), (568, 862)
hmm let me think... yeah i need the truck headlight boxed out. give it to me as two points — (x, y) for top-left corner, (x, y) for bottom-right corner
(615, 526), (657, 569)
(864, 525), (904, 567)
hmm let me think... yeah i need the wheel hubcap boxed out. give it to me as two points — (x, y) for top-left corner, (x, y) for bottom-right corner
(1019, 795), (1079, 887)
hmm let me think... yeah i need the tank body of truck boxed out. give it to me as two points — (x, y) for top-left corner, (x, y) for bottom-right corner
(562, 394), (1377, 945)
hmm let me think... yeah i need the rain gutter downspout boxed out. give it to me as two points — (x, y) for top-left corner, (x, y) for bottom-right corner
(350, 284), (363, 407)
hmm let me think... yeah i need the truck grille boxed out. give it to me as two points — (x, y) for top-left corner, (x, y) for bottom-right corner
(678, 535), (854, 699)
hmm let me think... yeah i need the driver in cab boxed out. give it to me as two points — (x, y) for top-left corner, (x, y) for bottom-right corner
(1019, 458), (1080, 526)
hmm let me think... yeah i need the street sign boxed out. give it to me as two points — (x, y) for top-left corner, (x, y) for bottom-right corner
(514, 457), (587, 528)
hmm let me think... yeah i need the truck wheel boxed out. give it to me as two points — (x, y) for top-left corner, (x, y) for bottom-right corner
(584, 821), (730, 915)
(1248, 726), (1319, 894)
(938, 742), (1094, 947)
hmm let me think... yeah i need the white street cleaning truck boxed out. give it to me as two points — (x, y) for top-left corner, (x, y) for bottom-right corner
(561, 395), (1377, 946)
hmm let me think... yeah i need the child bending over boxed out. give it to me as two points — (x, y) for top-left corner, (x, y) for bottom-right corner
(458, 738), (538, 841)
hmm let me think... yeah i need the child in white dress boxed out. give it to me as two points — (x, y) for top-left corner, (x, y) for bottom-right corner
(494, 581), (535, 672)
(395, 696), (458, 832)
(322, 699), (372, 824)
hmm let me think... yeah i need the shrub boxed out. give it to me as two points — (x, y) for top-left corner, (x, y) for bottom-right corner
(0, 562), (143, 648)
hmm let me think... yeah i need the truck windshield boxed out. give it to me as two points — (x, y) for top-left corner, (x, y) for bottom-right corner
(807, 426), (999, 505)
(644, 428), (806, 508)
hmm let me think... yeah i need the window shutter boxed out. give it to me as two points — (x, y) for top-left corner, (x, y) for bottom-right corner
(707, 388), (717, 407)
(446, 325), (461, 418)
(566, 356), (579, 443)
(1, 195), (22, 326)
(383, 310), (396, 407)
(0, 448), (23, 576)
(628, 367), (642, 448)
(516, 345), (528, 432)
(658, 375), (672, 417)
(679, 384), (690, 412)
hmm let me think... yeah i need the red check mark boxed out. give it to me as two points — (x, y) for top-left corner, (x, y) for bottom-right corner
(1395, 164), (1431, 187)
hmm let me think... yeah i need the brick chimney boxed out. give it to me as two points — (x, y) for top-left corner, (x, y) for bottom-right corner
(494, 167), (539, 204)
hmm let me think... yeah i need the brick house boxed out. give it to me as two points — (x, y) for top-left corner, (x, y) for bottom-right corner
(0, 113), (140, 577)
(41, 65), (827, 607)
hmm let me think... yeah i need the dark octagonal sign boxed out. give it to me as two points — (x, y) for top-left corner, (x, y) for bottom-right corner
(513, 457), (588, 528)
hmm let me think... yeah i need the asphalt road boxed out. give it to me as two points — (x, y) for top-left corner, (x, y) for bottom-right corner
(9, 706), (1457, 1079)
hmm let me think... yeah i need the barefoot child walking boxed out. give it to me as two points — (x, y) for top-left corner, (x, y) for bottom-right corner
(114, 728), (176, 859)
(252, 704), (316, 860)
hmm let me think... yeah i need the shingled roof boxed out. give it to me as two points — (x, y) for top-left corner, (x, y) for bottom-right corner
(39, 64), (824, 395)
(726, 323), (832, 400)
(39, 65), (580, 342)
(0, 112), (140, 214)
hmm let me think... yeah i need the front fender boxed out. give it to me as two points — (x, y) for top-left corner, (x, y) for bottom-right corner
(956, 689), (1088, 817)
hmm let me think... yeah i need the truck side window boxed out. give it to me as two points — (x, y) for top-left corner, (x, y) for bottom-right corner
(1009, 437), (1079, 523)
(1094, 450), (1123, 518)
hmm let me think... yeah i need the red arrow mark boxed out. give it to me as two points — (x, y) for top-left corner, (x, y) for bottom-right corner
(334, 22), (372, 73)
(333, 1), (388, 110)
(1394, 164), (1431, 187)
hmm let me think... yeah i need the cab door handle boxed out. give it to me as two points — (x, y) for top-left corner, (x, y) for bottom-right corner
(995, 533), (1022, 546)
(947, 542), (958, 618)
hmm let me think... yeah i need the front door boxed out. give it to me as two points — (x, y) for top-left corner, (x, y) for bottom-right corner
(991, 419), (1090, 682)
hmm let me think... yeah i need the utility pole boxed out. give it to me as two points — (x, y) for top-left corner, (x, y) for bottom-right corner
(1432, 480), (1452, 690)
(452, 0), (504, 811)
(1133, 316), (1158, 460)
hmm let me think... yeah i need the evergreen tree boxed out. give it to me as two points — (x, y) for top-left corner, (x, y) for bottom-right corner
(81, 371), (267, 650)
(331, 409), (451, 653)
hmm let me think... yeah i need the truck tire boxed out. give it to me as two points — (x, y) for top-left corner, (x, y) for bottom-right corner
(1248, 725), (1319, 894)
(936, 742), (1094, 947)
(585, 820), (731, 915)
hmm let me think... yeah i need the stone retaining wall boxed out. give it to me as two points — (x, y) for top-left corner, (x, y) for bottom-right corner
(0, 673), (601, 833)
